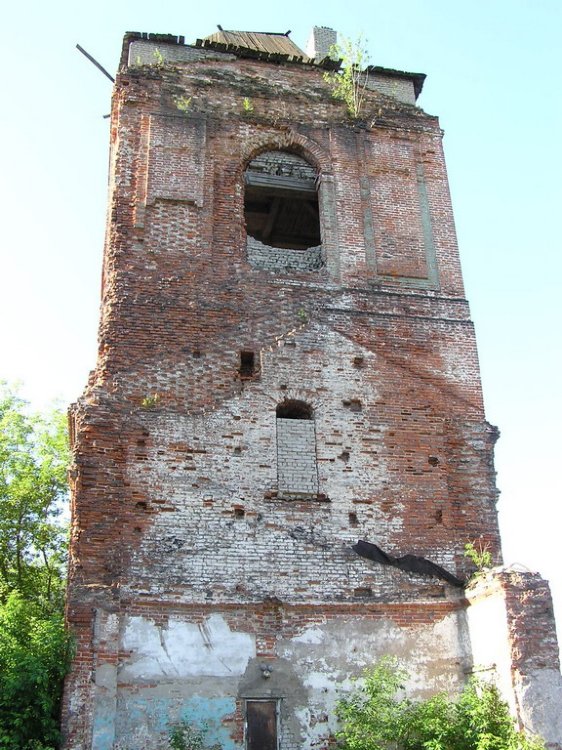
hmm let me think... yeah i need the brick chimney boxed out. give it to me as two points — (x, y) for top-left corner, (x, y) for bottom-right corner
(305, 26), (337, 60)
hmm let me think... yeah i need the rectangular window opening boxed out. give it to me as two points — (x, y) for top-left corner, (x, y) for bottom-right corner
(240, 351), (256, 378)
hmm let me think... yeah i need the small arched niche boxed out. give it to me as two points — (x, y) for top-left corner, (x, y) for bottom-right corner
(245, 150), (324, 272)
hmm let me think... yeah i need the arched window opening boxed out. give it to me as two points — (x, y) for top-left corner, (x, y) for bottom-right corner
(245, 151), (323, 273)
(276, 400), (318, 496)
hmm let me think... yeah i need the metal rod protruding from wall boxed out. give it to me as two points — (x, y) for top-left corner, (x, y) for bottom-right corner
(76, 44), (115, 83)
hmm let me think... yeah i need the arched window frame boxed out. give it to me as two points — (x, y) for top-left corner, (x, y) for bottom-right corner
(239, 137), (338, 277)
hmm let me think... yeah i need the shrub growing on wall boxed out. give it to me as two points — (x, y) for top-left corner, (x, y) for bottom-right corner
(335, 658), (545, 750)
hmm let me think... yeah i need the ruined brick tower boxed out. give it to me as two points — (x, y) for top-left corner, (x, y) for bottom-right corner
(63, 27), (562, 750)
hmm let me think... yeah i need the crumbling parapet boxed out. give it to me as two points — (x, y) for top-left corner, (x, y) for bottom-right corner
(466, 569), (562, 747)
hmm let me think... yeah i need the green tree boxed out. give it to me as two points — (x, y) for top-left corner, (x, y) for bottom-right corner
(0, 383), (72, 749)
(323, 36), (370, 119)
(0, 593), (71, 750)
(336, 658), (545, 750)
(0, 383), (69, 609)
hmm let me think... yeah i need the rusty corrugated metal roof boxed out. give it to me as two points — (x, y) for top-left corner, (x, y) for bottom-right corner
(202, 30), (308, 59)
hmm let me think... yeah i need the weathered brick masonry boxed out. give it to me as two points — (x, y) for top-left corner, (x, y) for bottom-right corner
(62, 29), (562, 750)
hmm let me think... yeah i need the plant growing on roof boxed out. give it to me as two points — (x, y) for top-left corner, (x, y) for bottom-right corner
(152, 48), (165, 68)
(323, 35), (370, 119)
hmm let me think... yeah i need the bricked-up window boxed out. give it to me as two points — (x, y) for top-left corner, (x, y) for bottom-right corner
(246, 700), (278, 750)
(276, 400), (319, 496)
(245, 151), (324, 273)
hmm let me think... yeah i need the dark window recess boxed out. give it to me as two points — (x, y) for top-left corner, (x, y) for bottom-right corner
(246, 700), (277, 750)
(276, 399), (313, 420)
(240, 351), (256, 378)
(343, 399), (363, 412)
(353, 586), (373, 598)
(244, 151), (320, 250)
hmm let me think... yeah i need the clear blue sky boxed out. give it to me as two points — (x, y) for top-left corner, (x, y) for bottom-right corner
(2, 0), (561, 640)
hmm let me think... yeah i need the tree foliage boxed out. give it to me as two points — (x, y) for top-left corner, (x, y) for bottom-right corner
(0, 593), (72, 749)
(464, 539), (493, 573)
(336, 658), (545, 750)
(0, 383), (71, 749)
(323, 36), (370, 119)
(0, 383), (69, 609)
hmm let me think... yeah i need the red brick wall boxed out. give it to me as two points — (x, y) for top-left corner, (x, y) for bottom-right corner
(62, 39), (502, 749)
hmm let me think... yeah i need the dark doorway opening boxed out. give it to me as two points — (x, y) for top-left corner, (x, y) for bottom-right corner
(246, 700), (278, 750)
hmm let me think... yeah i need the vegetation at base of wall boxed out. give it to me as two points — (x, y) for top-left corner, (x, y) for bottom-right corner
(0, 383), (72, 750)
(168, 721), (221, 750)
(0, 593), (72, 750)
(335, 657), (545, 750)
(323, 36), (370, 119)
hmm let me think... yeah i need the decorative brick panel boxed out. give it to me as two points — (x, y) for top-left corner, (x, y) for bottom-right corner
(146, 113), (206, 206)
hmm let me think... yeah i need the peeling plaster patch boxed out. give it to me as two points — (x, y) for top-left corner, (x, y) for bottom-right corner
(117, 696), (170, 738)
(121, 614), (255, 679)
(466, 587), (515, 712)
(92, 660), (117, 750)
(302, 670), (340, 692)
(515, 669), (562, 742)
(294, 706), (335, 750)
(294, 682), (347, 750)
(92, 710), (115, 750)
(115, 695), (237, 750)
(282, 614), (468, 698)
(292, 627), (325, 645)
(179, 697), (238, 750)
(277, 615), (471, 750)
